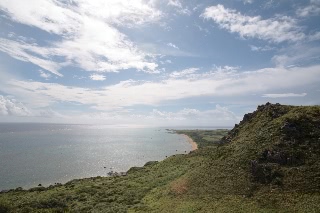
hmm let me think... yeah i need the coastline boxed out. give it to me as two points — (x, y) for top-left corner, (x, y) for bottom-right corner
(1, 129), (196, 191)
(181, 134), (198, 150)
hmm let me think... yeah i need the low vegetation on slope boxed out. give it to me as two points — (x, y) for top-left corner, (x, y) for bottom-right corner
(1, 103), (319, 212)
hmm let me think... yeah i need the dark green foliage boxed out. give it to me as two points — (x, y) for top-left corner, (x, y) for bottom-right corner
(28, 186), (47, 192)
(127, 166), (144, 174)
(250, 161), (283, 184)
(0, 200), (11, 213)
(144, 161), (158, 167)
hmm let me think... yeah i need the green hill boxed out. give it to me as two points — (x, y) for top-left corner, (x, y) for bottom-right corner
(1, 103), (320, 212)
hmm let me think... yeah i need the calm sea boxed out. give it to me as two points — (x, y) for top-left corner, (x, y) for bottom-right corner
(0, 123), (193, 190)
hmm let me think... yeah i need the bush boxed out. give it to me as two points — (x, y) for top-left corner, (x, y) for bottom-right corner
(0, 200), (11, 213)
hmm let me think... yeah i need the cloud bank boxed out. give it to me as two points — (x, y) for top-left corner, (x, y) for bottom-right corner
(0, 95), (31, 116)
(2, 65), (319, 111)
(262, 93), (307, 98)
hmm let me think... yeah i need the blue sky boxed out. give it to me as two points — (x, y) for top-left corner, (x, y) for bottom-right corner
(0, 0), (319, 126)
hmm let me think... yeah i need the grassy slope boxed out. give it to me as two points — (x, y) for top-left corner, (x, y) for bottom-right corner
(1, 103), (320, 212)
(136, 104), (320, 212)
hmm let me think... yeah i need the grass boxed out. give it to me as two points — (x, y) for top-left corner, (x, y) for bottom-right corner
(175, 129), (229, 148)
(1, 103), (320, 212)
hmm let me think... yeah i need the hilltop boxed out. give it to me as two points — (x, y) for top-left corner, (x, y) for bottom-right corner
(0, 103), (320, 212)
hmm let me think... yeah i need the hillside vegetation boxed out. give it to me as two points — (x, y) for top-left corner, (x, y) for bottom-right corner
(1, 103), (320, 212)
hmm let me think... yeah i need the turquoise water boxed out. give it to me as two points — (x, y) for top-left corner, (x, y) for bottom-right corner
(0, 123), (192, 190)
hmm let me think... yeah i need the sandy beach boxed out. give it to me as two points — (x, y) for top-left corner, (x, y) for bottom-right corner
(181, 134), (198, 150)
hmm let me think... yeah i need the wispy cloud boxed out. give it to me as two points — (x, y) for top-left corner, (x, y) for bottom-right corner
(167, 42), (180, 49)
(138, 42), (197, 58)
(262, 93), (307, 98)
(149, 105), (238, 124)
(249, 45), (275, 52)
(0, 0), (161, 75)
(243, 0), (254, 4)
(39, 70), (52, 79)
(0, 38), (62, 76)
(89, 74), (106, 81)
(262, 0), (280, 9)
(168, 0), (183, 8)
(169, 67), (199, 78)
(167, 0), (191, 15)
(296, 0), (320, 17)
(272, 44), (320, 67)
(202, 4), (305, 43)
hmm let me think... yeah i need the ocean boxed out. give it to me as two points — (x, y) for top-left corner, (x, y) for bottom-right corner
(0, 123), (193, 190)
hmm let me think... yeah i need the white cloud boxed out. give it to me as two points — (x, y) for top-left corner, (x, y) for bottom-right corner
(262, 93), (307, 98)
(192, 4), (203, 12)
(0, 0), (161, 75)
(160, 59), (173, 65)
(0, 38), (62, 76)
(211, 65), (239, 73)
(167, 0), (191, 15)
(0, 93), (237, 125)
(262, 0), (280, 9)
(0, 95), (31, 116)
(249, 45), (275, 52)
(0, 0), (81, 35)
(309, 31), (320, 41)
(0, 0), (161, 34)
(243, 0), (254, 4)
(168, 0), (183, 8)
(167, 42), (180, 49)
(89, 74), (106, 81)
(194, 24), (210, 35)
(138, 42), (197, 58)
(296, 0), (320, 17)
(77, 0), (162, 26)
(272, 44), (320, 67)
(0, 95), (67, 122)
(148, 105), (238, 125)
(39, 70), (52, 79)
(74, 105), (238, 126)
(36, 108), (66, 118)
(151, 105), (237, 122)
(169, 67), (199, 78)
(202, 4), (305, 43)
(3, 65), (320, 111)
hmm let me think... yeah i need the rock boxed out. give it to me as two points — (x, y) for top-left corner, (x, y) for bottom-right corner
(249, 160), (282, 184)
(242, 113), (253, 123)
(119, 172), (127, 176)
(281, 122), (297, 132)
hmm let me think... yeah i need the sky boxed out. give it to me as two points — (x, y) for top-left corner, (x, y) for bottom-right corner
(0, 0), (319, 127)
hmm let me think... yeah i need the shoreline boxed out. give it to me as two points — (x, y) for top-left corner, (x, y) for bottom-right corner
(181, 134), (198, 151)
(1, 132), (197, 191)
